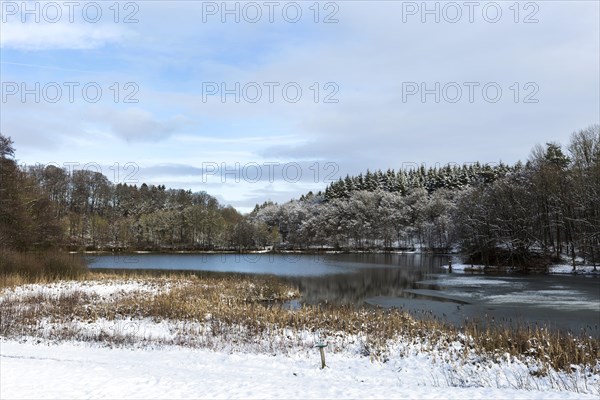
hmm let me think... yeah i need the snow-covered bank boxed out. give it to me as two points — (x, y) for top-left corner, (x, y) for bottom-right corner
(1, 339), (597, 400)
(441, 263), (600, 275)
(549, 264), (599, 275)
(2, 278), (598, 399)
(441, 263), (489, 273)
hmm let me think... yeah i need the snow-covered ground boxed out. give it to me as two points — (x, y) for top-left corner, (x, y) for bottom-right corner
(1, 279), (598, 399)
(549, 264), (599, 274)
(441, 263), (487, 273)
(2, 339), (598, 400)
(441, 263), (600, 275)
(0, 279), (168, 302)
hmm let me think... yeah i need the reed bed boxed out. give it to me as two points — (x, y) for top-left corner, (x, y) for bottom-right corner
(0, 250), (88, 288)
(1, 272), (597, 375)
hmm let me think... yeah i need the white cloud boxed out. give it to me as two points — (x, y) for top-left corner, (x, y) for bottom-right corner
(0, 22), (130, 50)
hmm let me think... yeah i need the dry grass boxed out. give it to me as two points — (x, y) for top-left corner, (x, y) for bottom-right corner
(0, 272), (598, 375)
(462, 321), (599, 373)
(0, 250), (88, 288)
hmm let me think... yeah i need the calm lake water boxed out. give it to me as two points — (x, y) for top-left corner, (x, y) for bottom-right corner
(87, 253), (600, 334)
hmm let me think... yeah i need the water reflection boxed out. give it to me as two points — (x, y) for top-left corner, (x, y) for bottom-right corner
(87, 252), (599, 334)
(287, 254), (446, 305)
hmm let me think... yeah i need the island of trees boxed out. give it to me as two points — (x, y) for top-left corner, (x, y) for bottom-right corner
(1, 124), (598, 271)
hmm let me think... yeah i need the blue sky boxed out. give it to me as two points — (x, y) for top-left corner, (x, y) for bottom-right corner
(1, 1), (599, 212)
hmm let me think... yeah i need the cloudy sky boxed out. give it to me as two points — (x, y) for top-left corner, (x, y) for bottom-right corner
(1, 1), (599, 212)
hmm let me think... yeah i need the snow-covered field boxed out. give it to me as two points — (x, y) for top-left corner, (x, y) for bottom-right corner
(2, 338), (598, 400)
(1, 279), (599, 399)
(2, 279), (169, 301)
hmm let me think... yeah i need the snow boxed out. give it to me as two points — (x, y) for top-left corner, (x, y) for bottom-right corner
(2, 339), (598, 400)
(549, 264), (600, 275)
(2, 279), (599, 399)
(442, 263), (600, 275)
(0, 280), (168, 302)
(441, 263), (487, 273)
(486, 290), (600, 311)
(422, 277), (521, 287)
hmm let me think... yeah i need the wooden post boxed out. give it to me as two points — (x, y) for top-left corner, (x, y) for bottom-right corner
(448, 260), (452, 273)
(315, 343), (327, 369)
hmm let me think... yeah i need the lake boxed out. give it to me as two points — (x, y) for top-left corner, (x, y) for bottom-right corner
(87, 253), (600, 335)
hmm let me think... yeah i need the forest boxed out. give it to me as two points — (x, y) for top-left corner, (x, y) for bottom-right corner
(1, 124), (598, 270)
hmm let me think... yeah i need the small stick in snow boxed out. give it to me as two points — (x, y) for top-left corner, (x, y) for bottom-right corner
(315, 343), (328, 369)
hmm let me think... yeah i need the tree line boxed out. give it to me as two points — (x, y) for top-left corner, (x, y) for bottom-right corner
(1, 125), (598, 269)
(249, 125), (599, 269)
(0, 136), (254, 251)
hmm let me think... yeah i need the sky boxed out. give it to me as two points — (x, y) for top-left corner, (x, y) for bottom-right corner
(1, 0), (599, 212)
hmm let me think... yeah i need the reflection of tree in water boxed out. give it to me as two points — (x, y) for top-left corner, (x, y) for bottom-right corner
(287, 254), (447, 306)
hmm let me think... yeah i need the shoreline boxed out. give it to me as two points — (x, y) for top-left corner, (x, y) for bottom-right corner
(71, 248), (452, 255)
(441, 262), (600, 276)
(1, 276), (598, 398)
(76, 250), (600, 276)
